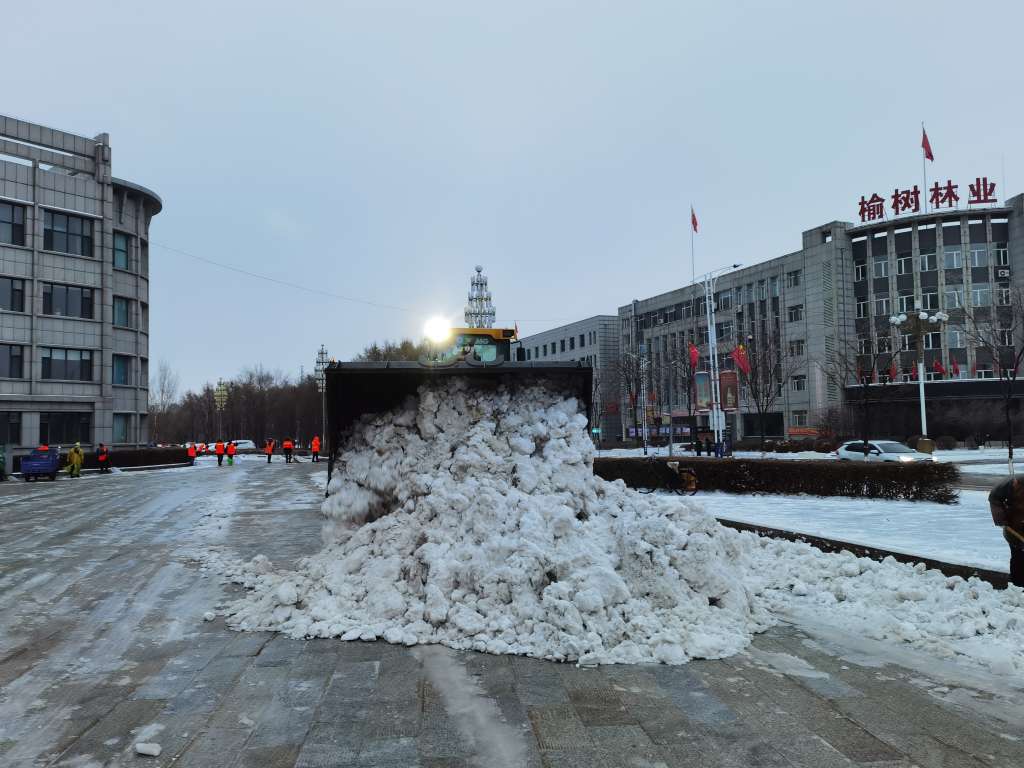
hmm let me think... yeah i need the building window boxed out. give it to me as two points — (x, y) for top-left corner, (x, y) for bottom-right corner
(856, 299), (868, 319)
(717, 291), (733, 311)
(993, 243), (1009, 266)
(534, 347), (539, 358)
(922, 332), (941, 349)
(0, 202), (26, 246)
(858, 337), (872, 355)
(140, 241), (149, 276)
(569, 336), (575, 350)
(943, 246), (962, 270)
(40, 348), (93, 381)
(113, 413), (132, 444)
(525, 348), (530, 360)
(785, 269), (802, 288)
(42, 283), (94, 319)
(0, 277), (25, 312)
(901, 333), (915, 351)
(997, 283), (1011, 306)
(579, 333), (585, 347)
(113, 355), (133, 386)
(787, 305), (804, 322)
(0, 344), (25, 378)
(969, 246), (988, 268)
(998, 328), (1013, 347)
(920, 252), (937, 272)
(770, 277), (780, 297)
(873, 258), (888, 278)
(896, 254), (912, 275)
(947, 328), (965, 349)
(976, 364), (994, 379)
(877, 335), (892, 353)
(0, 411), (20, 444)
(875, 296), (890, 316)
(113, 297), (136, 328)
(114, 232), (131, 270)
(944, 287), (963, 309)
(43, 211), (94, 257)
(716, 321), (733, 341)
(39, 412), (91, 445)
(757, 280), (767, 300)
(791, 375), (807, 392)
(897, 293), (914, 313)
(542, 345), (547, 357)
(560, 339), (566, 353)
(920, 292), (939, 310)
(791, 410), (808, 427)
(854, 262), (867, 281)
(971, 284), (992, 307)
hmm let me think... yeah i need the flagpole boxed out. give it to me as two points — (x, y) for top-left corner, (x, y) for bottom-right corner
(922, 122), (928, 213)
(690, 203), (695, 285)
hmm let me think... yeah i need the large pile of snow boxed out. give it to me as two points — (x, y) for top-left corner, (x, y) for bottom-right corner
(224, 379), (770, 664)
(212, 379), (1024, 674)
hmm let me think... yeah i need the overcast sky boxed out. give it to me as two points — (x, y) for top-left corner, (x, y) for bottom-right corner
(4, 1), (1022, 392)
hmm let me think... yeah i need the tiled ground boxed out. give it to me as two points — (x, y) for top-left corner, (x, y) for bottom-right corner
(1, 461), (1022, 767)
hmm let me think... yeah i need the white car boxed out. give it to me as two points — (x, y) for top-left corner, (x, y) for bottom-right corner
(231, 439), (257, 450)
(835, 440), (936, 463)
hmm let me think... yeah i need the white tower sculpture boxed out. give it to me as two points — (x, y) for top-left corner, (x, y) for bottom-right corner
(464, 265), (496, 328)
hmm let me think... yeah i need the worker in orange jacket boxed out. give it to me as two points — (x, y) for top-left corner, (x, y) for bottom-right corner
(263, 438), (275, 464)
(311, 435), (321, 463)
(226, 441), (237, 466)
(282, 438), (294, 463)
(215, 440), (225, 467)
(187, 443), (197, 466)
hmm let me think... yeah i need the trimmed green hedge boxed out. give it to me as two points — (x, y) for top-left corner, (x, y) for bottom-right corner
(593, 456), (960, 504)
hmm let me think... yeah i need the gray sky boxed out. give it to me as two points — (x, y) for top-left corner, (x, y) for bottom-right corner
(5, 1), (1022, 392)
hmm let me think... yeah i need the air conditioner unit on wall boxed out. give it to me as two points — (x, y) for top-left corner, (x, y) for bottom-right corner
(997, 268), (1011, 278)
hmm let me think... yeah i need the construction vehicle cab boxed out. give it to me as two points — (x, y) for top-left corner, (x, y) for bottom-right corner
(424, 327), (521, 365)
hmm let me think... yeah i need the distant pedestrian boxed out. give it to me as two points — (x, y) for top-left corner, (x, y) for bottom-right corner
(187, 443), (197, 466)
(68, 442), (85, 478)
(282, 438), (294, 463)
(226, 441), (237, 466)
(97, 443), (111, 473)
(311, 435), (321, 463)
(988, 477), (1024, 587)
(704, 437), (713, 457)
(695, 440), (702, 457)
(264, 438), (275, 464)
(215, 440), (225, 467)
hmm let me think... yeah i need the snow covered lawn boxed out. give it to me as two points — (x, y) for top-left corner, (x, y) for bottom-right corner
(693, 490), (1009, 573)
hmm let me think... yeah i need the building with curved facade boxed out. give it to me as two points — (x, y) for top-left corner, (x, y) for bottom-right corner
(0, 115), (161, 455)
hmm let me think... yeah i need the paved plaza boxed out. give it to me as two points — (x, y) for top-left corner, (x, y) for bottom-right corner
(1, 461), (1022, 767)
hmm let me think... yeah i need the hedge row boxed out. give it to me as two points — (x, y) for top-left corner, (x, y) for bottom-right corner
(11, 447), (188, 472)
(593, 457), (960, 504)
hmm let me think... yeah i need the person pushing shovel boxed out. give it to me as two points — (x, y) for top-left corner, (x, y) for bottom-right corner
(988, 476), (1024, 587)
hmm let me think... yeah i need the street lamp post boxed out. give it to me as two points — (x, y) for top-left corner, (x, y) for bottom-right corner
(701, 263), (743, 452)
(315, 345), (328, 442)
(214, 378), (228, 438)
(623, 348), (650, 456)
(889, 309), (949, 438)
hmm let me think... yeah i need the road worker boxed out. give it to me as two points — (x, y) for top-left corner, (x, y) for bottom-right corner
(187, 443), (197, 466)
(68, 442), (85, 479)
(97, 443), (111, 473)
(226, 440), (237, 466)
(215, 440), (225, 467)
(311, 435), (321, 463)
(282, 438), (294, 463)
(263, 438), (275, 464)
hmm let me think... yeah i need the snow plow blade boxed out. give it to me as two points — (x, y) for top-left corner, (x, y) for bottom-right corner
(324, 361), (593, 480)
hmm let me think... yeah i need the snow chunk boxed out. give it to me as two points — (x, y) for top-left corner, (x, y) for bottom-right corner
(135, 743), (162, 757)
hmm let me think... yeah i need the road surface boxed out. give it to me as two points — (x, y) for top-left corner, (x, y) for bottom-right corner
(1, 461), (1022, 767)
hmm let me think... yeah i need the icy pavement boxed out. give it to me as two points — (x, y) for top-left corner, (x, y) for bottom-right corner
(695, 490), (1010, 572)
(2, 462), (1024, 767)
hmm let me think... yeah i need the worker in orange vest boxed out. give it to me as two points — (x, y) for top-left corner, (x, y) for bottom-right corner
(226, 441), (237, 466)
(310, 435), (321, 463)
(282, 438), (294, 463)
(187, 443), (197, 466)
(263, 438), (275, 464)
(215, 440), (225, 467)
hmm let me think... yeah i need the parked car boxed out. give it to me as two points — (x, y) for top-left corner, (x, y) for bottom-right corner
(835, 440), (936, 463)
(21, 447), (61, 480)
(231, 439), (257, 451)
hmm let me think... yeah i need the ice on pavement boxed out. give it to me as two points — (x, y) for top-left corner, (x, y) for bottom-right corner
(214, 380), (1024, 673)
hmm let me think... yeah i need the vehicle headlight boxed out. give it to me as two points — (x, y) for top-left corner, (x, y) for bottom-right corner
(898, 455), (915, 462)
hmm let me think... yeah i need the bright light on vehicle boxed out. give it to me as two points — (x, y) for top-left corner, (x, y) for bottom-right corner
(423, 316), (452, 344)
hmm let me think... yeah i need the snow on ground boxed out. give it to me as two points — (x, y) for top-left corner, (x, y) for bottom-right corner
(195, 381), (1024, 677)
(601, 444), (1018, 465)
(693, 490), (1009, 572)
(959, 463), (1021, 476)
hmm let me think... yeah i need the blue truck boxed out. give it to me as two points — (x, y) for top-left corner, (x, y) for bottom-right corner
(20, 448), (61, 481)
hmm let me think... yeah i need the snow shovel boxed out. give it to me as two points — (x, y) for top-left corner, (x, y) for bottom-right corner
(1006, 525), (1024, 546)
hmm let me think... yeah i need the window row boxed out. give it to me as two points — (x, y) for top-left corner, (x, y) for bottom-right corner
(527, 331), (596, 360)
(855, 243), (1009, 280)
(856, 283), (1008, 317)
(857, 328), (1013, 353)
(0, 278), (148, 327)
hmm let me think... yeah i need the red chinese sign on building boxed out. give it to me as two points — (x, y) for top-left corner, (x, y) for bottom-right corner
(858, 176), (996, 221)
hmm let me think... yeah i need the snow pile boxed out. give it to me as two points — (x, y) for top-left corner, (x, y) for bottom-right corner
(224, 379), (770, 664)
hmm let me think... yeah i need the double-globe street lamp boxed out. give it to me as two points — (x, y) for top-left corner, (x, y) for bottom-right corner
(214, 378), (229, 438)
(889, 309), (950, 439)
(315, 345), (329, 442)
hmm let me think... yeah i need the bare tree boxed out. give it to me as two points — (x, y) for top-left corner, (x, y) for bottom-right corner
(354, 339), (430, 361)
(963, 285), (1024, 474)
(612, 352), (645, 446)
(736, 329), (806, 450)
(149, 360), (180, 444)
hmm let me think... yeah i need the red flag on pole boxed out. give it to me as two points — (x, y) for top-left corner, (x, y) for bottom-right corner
(971, 361), (977, 377)
(951, 359), (960, 377)
(933, 359), (946, 377)
(731, 345), (750, 375)
(690, 206), (699, 234)
(921, 126), (934, 162)
(911, 362), (918, 380)
(889, 359), (898, 381)
(688, 342), (699, 370)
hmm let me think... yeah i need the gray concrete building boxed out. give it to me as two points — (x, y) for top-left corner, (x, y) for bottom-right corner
(617, 194), (1024, 442)
(0, 114), (161, 455)
(512, 315), (621, 440)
